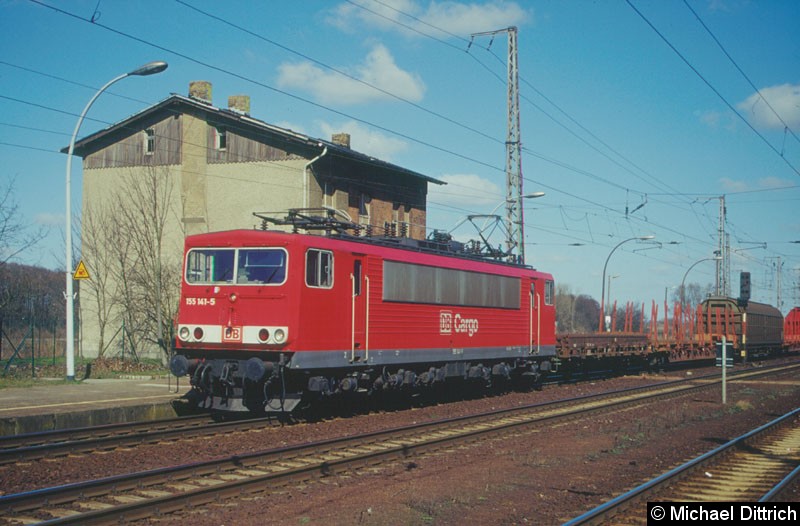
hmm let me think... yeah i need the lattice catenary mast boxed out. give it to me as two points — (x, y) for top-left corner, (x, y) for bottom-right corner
(471, 26), (524, 264)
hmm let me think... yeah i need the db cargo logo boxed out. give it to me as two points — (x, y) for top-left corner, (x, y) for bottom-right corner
(440, 311), (453, 334)
(440, 311), (479, 337)
(222, 326), (242, 343)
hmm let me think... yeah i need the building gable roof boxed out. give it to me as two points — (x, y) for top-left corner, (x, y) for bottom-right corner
(66, 94), (444, 185)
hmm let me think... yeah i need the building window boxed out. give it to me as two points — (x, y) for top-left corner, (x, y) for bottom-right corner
(359, 193), (370, 217)
(144, 128), (155, 155)
(215, 127), (227, 150)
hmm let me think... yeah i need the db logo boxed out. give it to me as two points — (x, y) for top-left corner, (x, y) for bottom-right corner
(222, 326), (242, 342)
(440, 311), (453, 335)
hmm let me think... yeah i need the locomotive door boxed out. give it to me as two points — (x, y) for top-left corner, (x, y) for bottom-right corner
(529, 279), (541, 354)
(350, 256), (369, 362)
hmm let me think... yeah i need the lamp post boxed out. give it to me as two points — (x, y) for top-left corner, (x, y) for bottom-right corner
(680, 256), (722, 308)
(599, 235), (655, 332)
(607, 274), (619, 306)
(64, 61), (168, 380)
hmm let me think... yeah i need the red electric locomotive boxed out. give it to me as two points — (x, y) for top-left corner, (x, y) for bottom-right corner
(171, 214), (557, 413)
(785, 307), (800, 348)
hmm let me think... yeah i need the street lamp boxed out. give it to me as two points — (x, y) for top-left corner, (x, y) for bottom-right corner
(64, 61), (168, 380)
(607, 275), (620, 305)
(489, 191), (545, 217)
(599, 235), (655, 332)
(507, 192), (545, 264)
(482, 192), (544, 263)
(449, 192), (545, 261)
(680, 255), (722, 307)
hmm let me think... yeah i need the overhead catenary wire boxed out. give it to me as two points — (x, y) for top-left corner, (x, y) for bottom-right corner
(10, 1), (796, 287)
(681, 0), (800, 148)
(16, 3), (656, 224)
(625, 0), (800, 178)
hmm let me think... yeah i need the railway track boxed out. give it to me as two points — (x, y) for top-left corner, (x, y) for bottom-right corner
(566, 407), (800, 525)
(0, 414), (281, 466)
(0, 362), (789, 466)
(0, 363), (796, 525)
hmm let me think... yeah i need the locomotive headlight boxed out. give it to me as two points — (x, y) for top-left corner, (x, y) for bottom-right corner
(273, 328), (286, 343)
(193, 327), (205, 341)
(258, 328), (270, 342)
(179, 326), (190, 341)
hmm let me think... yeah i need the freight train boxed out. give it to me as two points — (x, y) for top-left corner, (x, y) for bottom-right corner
(170, 211), (794, 414)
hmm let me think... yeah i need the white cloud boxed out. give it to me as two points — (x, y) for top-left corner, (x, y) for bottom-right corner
(424, 1), (530, 35)
(736, 83), (800, 130)
(317, 120), (408, 161)
(35, 212), (63, 226)
(758, 176), (791, 189)
(276, 44), (425, 105)
(327, 0), (530, 38)
(271, 121), (308, 135)
(427, 173), (503, 209)
(696, 109), (736, 131)
(719, 177), (748, 192)
(718, 176), (794, 193)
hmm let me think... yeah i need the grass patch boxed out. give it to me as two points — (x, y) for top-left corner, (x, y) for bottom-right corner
(730, 399), (754, 413)
(0, 357), (169, 388)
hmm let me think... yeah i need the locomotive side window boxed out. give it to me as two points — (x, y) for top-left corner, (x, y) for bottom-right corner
(544, 280), (554, 306)
(383, 260), (520, 309)
(306, 249), (334, 288)
(353, 260), (362, 296)
(236, 249), (287, 285)
(186, 249), (235, 284)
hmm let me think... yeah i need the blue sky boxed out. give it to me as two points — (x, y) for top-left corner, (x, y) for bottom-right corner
(1, 0), (799, 313)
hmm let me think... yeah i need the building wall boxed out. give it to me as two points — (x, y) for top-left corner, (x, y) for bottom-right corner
(80, 164), (185, 360)
(206, 159), (307, 232)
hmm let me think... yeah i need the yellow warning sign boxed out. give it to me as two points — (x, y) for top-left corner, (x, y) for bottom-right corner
(73, 260), (90, 280)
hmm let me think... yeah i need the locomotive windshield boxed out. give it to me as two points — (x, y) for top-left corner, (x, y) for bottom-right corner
(186, 248), (287, 285)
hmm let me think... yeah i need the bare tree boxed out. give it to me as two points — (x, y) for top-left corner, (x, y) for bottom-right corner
(672, 282), (714, 310)
(555, 283), (576, 333)
(0, 178), (47, 269)
(1, 178), (48, 345)
(554, 284), (603, 333)
(79, 204), (121, 358)
(573, 294), (601, 333)
(106, 166), (182, 362)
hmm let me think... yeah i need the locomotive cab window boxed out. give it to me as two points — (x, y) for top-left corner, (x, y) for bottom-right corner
(236, 249), (287, 285)
(306, 249), (333, 288)
(186, 249), (235, 284)
(186, 248), (286, 285)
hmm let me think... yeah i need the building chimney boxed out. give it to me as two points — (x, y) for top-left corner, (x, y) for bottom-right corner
(331, 133), (351, 149)
(189, 81), (212, 103)
(228, 95), (250, 115)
